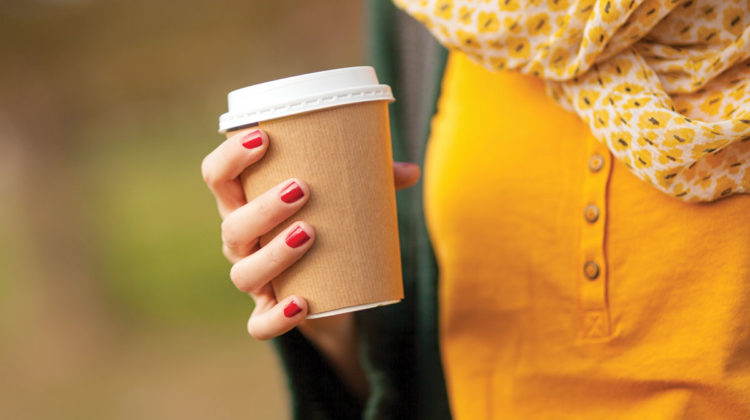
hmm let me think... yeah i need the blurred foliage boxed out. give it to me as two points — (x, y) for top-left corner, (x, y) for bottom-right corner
(0, 0), (364, 417)
(78, 114), (244, 324)
(1, 0), (363, 324)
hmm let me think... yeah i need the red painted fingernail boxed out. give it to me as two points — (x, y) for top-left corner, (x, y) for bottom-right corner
(280, 182), (304, 203)
(241, 130), (263, 149)
(284, 300), (302, 318)
(285, 226), (310, 248)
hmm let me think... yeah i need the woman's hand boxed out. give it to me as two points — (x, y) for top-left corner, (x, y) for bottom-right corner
(201, 127), (420, 340)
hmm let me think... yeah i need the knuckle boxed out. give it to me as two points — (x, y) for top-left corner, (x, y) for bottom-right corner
(254, 197), (274, 218)
(220, 219), (242, 249)
(229, 264), (251, 293)
(200, 156), (216, 187)
(247, 320), (270, 341)
(222, 244), (235, 263)
(265, 243), (288, 267)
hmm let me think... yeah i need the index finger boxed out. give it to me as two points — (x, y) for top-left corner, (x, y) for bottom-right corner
(201, 127), (269, 218)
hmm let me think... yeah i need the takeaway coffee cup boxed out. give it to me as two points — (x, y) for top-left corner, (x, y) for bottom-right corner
(218, 67), (403, 318)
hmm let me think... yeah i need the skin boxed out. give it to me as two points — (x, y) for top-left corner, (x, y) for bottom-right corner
(201, 127), (421, 398)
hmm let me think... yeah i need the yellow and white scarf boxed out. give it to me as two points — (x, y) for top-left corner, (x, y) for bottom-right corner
(394, 0), (750, 202)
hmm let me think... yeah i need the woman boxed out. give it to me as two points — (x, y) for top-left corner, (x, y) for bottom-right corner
(202, 0), (750, 418)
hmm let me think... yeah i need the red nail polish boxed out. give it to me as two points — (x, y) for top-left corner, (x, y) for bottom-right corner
(241, 130), (263, 149)
(280, 182), (304, 203)
(284, 300), (302, 318)
(285, 226), (310, 248)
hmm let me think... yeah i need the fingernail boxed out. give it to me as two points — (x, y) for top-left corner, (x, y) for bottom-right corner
(285, 225), (310, 248)
(241, 130), (263, 149)
(284, 300), (302, 318)
(280, 181), (304, 203)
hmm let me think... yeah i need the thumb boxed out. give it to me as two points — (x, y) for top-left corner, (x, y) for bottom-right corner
(393, 161), (421, 191)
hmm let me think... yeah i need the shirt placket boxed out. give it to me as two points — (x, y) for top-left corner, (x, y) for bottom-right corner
(579, 134), (612, 341)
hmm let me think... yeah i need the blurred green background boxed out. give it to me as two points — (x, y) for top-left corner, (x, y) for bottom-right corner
(0, 0), (363, 418)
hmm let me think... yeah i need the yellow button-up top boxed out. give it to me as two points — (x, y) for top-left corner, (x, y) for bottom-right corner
(424, 52), (750, 419)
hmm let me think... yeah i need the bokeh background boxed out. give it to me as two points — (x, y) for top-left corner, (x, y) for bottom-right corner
(0, 0), (363, 418)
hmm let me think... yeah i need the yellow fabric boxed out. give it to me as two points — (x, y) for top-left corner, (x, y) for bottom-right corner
(424, 52), (750, 419)
(395, 0), (750, 202)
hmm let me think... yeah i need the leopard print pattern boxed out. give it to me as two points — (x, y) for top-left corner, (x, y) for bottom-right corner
(394, 0), (750, 201)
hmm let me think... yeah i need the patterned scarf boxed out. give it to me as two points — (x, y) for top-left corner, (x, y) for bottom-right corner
(394, 0), (750, 202)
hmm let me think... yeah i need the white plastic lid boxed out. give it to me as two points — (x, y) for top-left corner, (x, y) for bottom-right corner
(218, 66), (394, 132)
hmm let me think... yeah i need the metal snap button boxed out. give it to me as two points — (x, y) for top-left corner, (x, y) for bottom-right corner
(589, 154), (604, 172)
(584, 204), (600, 223)
(584, 261), (600, 280)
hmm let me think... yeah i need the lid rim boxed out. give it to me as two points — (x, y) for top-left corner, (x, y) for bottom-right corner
(219, 66), (394, 133)
(227, 66), (377, 101)
(219, 84), (394, 133)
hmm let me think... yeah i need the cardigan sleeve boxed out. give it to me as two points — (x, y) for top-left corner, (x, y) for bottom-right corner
(270, 1), (452, 419)
(272, 330), (363, 420)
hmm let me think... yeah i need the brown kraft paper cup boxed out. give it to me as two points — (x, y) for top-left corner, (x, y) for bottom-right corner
(225, 100), (403, 317)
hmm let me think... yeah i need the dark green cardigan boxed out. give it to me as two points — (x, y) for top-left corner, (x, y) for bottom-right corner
(272, 2), (452, 418)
